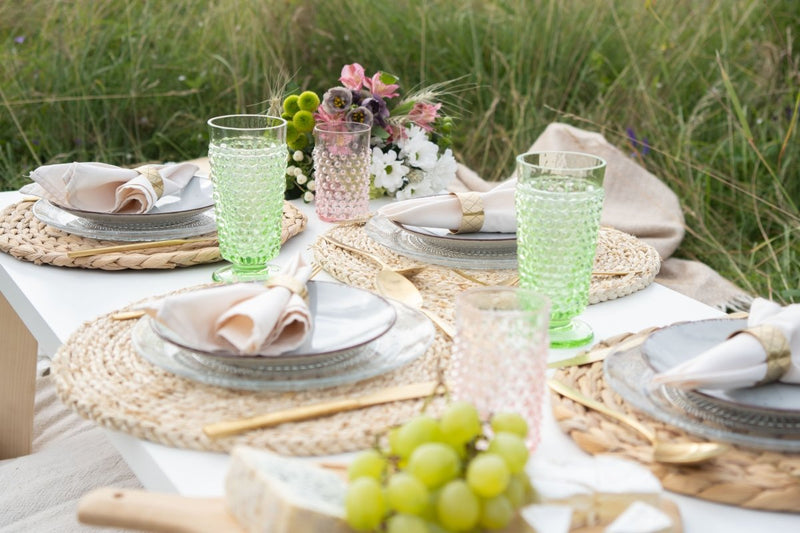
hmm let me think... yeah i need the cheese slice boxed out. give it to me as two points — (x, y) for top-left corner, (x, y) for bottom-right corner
(604, 501), (674, 533)
(526, 454), (662, 529)
(519, 504), (574, 533)
(225, 446), (349, 533)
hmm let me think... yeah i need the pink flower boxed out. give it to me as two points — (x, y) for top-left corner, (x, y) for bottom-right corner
(408, 102), (442, 131)
(365, 72), (400, 99)
(314, 106), (345, 124)
(339, 63), (366, 90)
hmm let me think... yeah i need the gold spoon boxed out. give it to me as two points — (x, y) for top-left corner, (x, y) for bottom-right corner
(319, 234), (426, 277)
(548, 378), (729, 465)
(374, 268), (455, 340)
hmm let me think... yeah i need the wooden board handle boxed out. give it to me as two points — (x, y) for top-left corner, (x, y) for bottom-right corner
(78, 488), (242, 533)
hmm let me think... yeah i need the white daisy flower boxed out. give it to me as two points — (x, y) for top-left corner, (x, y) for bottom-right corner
(371, 147), (409, 193)
(399, 127), (438, 171)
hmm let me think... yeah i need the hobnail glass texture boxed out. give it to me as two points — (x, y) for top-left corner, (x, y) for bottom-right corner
(515, 151), (606, 348)
(449, 288), (550, 451)
(207, 115), (287, 281)
(313, 122), (371, 222)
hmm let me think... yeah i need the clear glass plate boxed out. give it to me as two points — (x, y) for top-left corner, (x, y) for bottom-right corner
(33, 199), (217, 242)
(131, 301), (435, 391)
(365, 213), (517, 269)
(151, 281), (398, 368)
(604, 327), (800, 451)
(396, 221), (516, 252)
(644, 319), (800, 416)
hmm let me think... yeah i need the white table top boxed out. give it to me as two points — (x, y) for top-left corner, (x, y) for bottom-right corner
(1, 190), (797, 532)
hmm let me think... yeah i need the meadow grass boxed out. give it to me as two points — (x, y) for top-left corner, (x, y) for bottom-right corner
(1, 0), (797, 303)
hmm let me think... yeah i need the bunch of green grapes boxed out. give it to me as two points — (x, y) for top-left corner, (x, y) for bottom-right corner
(345, 402), (535, 532)
(281, 91), (319, 201)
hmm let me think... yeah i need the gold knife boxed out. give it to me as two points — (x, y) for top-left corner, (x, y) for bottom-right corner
(547, 328), (656, 369)
(67, 237), (217, 258)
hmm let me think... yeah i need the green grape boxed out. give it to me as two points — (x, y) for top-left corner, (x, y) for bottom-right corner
(391, 415), (443, 459)
(490, 412), (529, 438)
(386, 472), (429, 514)
(407, 442), (460, 489)
(437, 479), (480, 531)
(344, 477), (385, 532)
(503, 473), (527, 509)
(487, 432), (529, 474)
(426, 522), (450, 533)
(348, 449), (387, 481)
(282, 94), (300, 115)
(439, 402), (482, 445)
(479, 494), (514, 530)
(466, 453), (510, 498)
(386, 513), (428, 533)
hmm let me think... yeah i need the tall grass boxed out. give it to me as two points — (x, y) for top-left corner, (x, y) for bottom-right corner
(1, 0), (797, 302)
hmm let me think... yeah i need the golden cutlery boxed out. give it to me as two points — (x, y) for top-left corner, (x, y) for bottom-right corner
(451, 269), (518, 287)
(548, 378), (729, 464)
(67, 237), (217, 258)
(203, 380), (442, 438)
(319, 234), (426, 277)
(374, 269), (456, 339)
(547, 328), (657, 369)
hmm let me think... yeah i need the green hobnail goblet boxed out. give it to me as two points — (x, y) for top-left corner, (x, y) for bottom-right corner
(515, 151), (606, 348)
(207, 114), (287, 283)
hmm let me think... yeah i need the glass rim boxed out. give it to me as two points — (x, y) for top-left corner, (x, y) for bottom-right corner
(456, 286), (551, 313)
(516, 150), (607, 172)
(313, 121), (372, 134)
(207, 114), (286, 131)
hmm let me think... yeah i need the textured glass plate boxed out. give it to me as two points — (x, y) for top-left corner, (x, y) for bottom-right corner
(151, 281), (397, 368)
(395, 221), (516, 252)
(51, 176), (215, 225)
(366, 213), (517, 269)
(132, 301), (435, 391)
(644, 319), (800, 416)
(33, 199), (217, 241)
(604, 330), (800, 451)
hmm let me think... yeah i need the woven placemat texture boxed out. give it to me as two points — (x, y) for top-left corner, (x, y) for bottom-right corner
(0, 199), (306, 270)
(551, 332), (800, 512)
(312, 223), (660, 305)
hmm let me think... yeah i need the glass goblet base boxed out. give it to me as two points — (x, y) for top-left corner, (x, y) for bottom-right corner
(549, 318), (594, 348)
(212, 263), (280, 283)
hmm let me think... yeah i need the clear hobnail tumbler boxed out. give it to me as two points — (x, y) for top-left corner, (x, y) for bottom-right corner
(515, 151), (606, 349)
(312, 122), (371, 222)
(449, 287), (550, 451)
(207, 114), (287, 283)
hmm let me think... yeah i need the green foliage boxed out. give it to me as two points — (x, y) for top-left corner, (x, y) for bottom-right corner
(1, 0), (797, 301)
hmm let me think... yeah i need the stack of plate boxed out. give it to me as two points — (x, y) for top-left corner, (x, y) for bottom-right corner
(131, 281), (436, 391)
(31, 176), (217, 241)
(365, 213), (517, 269)
(605, 318), (800, 451)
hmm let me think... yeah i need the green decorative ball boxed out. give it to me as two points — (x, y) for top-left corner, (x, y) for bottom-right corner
(292, 110), (315, 133)
(297, 91), (321, 112)
(283, 95), (300, 115)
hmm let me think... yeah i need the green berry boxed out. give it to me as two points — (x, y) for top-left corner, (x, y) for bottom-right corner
(292, 110), (315, 133)
(297, 90), (321, 111)
(283, 94), (300, 115)
(287, 133), (308, 151)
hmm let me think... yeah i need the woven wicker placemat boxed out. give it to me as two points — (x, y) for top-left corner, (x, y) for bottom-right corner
(0, 199), (306, 270)
(312, 223), (661, 305)
(551, 332), (800, 512)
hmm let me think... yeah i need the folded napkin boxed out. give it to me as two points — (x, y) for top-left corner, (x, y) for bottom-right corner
(22, 161), (199, 214)
(145, 255), (313, 356)
(652, 298), (800, 390)
(379, 178), (516, 233)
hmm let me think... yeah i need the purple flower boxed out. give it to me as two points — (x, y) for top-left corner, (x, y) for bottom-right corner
(626, 127), (650, 158)
(321, 87), (352, 115)
(346, 106), (374, 126)
(351, 89), (369, 106)
(14, 36), (25, 44)
(362, 96), (389, 128)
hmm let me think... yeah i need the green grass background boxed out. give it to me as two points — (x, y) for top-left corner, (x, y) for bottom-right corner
(1, 0), (797, 302)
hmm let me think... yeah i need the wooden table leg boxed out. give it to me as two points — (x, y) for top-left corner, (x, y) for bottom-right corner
(0, 291), (38, 459)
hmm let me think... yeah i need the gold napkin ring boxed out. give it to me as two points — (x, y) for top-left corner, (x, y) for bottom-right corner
(449, 191), (484, 234)
(265, 275), (308, 300)
(134, 165), (165, 198)
(728, 325), (792, 385)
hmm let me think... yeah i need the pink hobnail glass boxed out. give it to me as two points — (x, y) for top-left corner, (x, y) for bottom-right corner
(449, 287), (550, 451)
(312, 122), (371, 222)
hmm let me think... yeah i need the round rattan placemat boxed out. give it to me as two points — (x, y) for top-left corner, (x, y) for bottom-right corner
(312, 223), (661, 305)
(51, 288), (451, 456)
(551, 331), (800, 512)
(0, 199), (307, 270)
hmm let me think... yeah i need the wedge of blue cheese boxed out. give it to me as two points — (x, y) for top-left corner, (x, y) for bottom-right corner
(225, 446), (350, 533)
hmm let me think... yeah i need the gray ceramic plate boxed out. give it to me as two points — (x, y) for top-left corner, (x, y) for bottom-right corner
(644, 319), (800, 415)
(149, 281), (397, 369)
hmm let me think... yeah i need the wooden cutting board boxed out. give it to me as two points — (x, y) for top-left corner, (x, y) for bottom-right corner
(78, 488), (683, 533)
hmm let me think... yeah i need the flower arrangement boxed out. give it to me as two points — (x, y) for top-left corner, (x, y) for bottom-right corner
(281, 63), (456, 202)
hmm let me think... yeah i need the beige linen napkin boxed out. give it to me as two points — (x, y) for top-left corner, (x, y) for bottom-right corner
(146, 254), (312, 356)
(22, 161), (198, 214)
(652, 298), (800, 389)
(379, 179), (516, 233)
